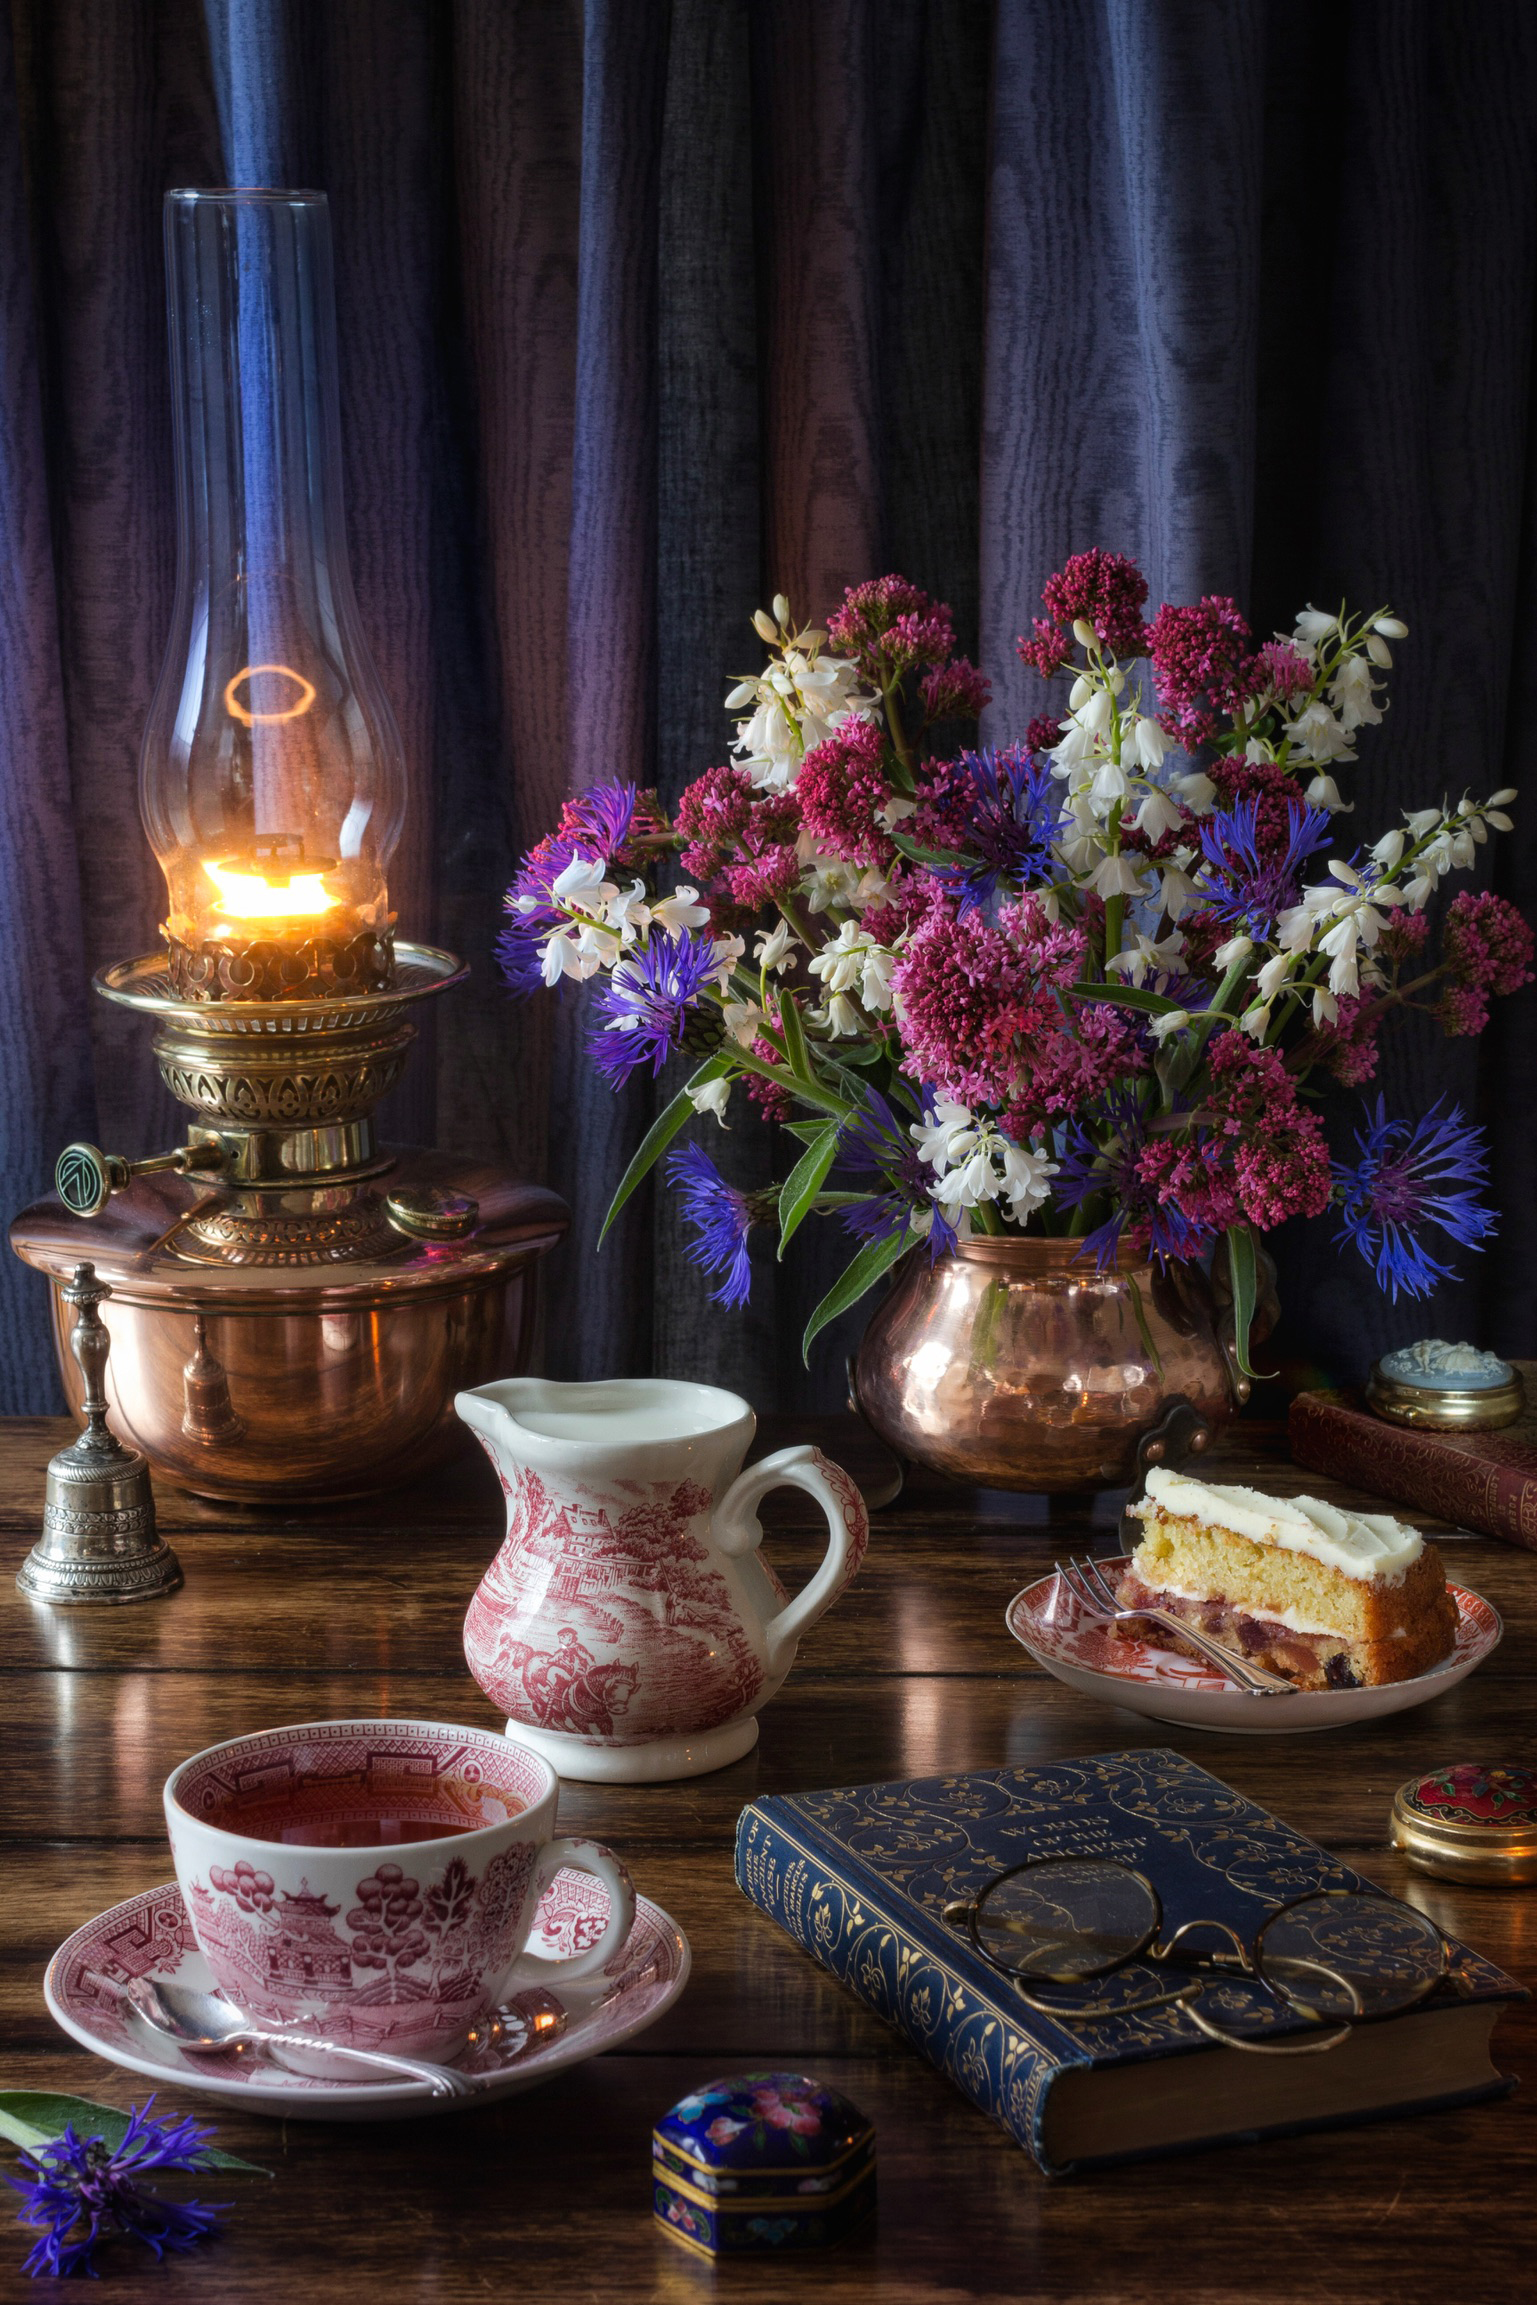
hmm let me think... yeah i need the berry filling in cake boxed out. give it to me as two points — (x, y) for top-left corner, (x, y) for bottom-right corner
(1116, 1467), (1458, 1692)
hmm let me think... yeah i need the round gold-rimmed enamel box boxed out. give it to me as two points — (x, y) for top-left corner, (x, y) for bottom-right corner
(1390, 1764), (1537, 1886)
(1366, 1340), (1525, 1433)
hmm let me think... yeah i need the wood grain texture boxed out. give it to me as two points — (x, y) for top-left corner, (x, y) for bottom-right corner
(0, 1408), (1531, 2299)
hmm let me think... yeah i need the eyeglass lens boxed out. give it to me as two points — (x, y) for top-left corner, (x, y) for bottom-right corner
(1255, 1893), (1446, 2022)
(973, 1859), (1159, 1982)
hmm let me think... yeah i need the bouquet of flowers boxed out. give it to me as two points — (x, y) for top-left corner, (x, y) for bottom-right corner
(500, 554), (1531, 1370)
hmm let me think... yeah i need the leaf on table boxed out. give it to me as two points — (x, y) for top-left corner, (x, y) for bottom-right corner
(0, 2092), (271, 2174)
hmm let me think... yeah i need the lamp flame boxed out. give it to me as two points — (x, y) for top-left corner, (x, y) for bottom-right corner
(204, 860), (338, 920)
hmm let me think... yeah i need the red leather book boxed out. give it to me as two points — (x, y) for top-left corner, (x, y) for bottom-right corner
(1288, 1369), (1537, 1551)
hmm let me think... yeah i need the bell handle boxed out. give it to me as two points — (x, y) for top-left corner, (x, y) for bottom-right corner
(55, 1140), (225, 1221)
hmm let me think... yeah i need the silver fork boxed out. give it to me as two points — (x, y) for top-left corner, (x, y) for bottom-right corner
(1054, 1554), (1295, 1697)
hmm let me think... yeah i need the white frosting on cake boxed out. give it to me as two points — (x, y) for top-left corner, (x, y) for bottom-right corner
(1140, 1465), (1423, 1583)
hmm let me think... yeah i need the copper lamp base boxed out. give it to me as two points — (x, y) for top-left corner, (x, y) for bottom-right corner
(10, 945), (569, 1503)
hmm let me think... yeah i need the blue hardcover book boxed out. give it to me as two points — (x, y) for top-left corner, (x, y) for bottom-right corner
(735, 1747), (1522, 2174)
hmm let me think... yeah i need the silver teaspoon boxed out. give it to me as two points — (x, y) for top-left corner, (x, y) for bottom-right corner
(119, 1976), (474, 2098)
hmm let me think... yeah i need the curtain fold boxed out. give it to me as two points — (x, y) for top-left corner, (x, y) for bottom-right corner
(1, 0), (1535, 1416)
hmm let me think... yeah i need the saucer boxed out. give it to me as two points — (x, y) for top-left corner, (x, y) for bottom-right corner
(45, 1868), (689, 2122)
(1006, 1556), (1501, 1735)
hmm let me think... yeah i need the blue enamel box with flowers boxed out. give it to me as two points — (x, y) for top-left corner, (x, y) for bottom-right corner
(652, 2071), (876, 2257)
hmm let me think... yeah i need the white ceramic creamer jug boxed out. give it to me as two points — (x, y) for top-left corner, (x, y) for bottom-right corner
(457, 1378), (869, 1782)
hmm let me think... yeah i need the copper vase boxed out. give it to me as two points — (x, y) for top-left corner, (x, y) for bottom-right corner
(851, 1237), (1240, 1493)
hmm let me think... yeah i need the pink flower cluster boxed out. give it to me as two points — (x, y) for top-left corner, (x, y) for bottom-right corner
(1135, 1037), (1331, 1240)
(919, 658), (992, 722)
(675, 766), (801, 915)
(1257, 638), (1314, 700)
(1443, 889), (1534, 995)
(798, 717), (895, 869)
(827, 574), (987, 723)
(827, 576), (951, 675)
(892, 896), (1142, 1129)
(1146, 595), (1261, 747)
(1436, 891), (1533, 1037)
(1313, 994), (1384, 1086)
(1016, 549), (1149, 675)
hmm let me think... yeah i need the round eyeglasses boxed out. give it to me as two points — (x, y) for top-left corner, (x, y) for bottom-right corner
(942, 1856), (1454, 2054)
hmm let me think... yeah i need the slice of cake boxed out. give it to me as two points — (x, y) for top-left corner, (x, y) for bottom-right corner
(1117, 1466), (1458, 1691)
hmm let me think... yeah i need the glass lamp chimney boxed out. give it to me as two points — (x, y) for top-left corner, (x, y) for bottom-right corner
(141, 189), (407, 1000)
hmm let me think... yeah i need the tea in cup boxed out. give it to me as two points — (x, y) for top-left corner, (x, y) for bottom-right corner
(164, 1718), (634, 2074)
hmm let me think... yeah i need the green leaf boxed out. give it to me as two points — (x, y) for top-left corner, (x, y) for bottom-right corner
(1224, 1223), (1265, 1382)
(1125, 1273), (1165, 1382)
(782, 1119), (828, 1147)
(777, 1120), (841, 1259)
(776, 987), (812, 1082)
(801, 1229), (910, 1364)
(1071, 981), (1183, 1017)
(889, 827), (970, 871)
(0, 2093), (270, 2175)
(598, 1055), (731, 1246)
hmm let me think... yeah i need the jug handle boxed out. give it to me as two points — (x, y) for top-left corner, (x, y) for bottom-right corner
(712, 1445), (869, 1679)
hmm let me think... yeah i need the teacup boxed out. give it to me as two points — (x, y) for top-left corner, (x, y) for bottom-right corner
(164, 1717), (634, 2075)
(457, 1376), (869, 1782)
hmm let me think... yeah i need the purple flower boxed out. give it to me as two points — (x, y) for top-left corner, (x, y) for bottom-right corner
(1332, 1097), (1496, 1300)
(1195, 795), (1334, 939)
(911, 744), (1061, 912)
(836, 1088), (958, 1258)
(667, 1142), (756, 1306)
(558, 780), (641, 861)
(9, 2099), (224, 2279)
(590, 930), (719, 1084)
(497, 785), (644, 997)
(1053, 1091), (1214, 1269)
(497, 834), (581, 994)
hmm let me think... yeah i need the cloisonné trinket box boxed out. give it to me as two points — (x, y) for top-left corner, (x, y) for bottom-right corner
(1391, 1763), (1537, 1886)
(652, 2071), (875, 2257)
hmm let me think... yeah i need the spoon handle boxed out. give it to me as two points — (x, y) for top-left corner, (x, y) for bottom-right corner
(245, 2027), (473, 2097)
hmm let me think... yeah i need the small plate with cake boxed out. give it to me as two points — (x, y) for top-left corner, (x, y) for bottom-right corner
(1006, 1466), (1501, 1733)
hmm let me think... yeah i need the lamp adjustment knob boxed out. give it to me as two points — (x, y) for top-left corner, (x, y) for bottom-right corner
(55, 1140), (226, 1221)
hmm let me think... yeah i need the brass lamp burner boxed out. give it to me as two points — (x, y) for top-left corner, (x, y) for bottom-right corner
(58, 943), (464, 1235)
(11, 942), (569, 1503)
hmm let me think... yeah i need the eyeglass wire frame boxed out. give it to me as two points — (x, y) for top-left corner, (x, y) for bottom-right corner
(941, 1855), (1455, 2059)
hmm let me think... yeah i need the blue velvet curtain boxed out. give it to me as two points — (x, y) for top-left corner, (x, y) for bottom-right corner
(2, 0), (1534, 1414)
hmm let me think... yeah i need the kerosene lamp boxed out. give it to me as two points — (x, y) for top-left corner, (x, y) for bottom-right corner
(10, 189), (566, 1502)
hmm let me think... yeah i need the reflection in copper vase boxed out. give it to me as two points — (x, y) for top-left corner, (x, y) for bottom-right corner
(181, 1316), (245, 1446)
(852, 1238), (1240, 1493)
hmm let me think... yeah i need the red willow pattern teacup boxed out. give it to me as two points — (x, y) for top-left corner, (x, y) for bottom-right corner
(164, 1718), (634, 2074)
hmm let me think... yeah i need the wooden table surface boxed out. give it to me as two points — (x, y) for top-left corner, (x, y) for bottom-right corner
(0, 1411), (1531, 2302)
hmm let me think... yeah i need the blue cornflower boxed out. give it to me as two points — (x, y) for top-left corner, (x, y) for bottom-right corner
(9, 2099), (224, 2279)
(920, 744), (1061, 912)
(1053, 1092), (1215, 1269)
(590, 929), (720, 1085)
(1196, 795), (1334, 938)
(560, 780), (641, 858)
(667, 1142), (757, 1306)
(1333, 1096), (1496, 1300)
(835, 1088), (958, 1259)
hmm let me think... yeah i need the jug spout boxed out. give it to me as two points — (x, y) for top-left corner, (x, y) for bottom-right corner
(454, 1386), (502, 1439)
